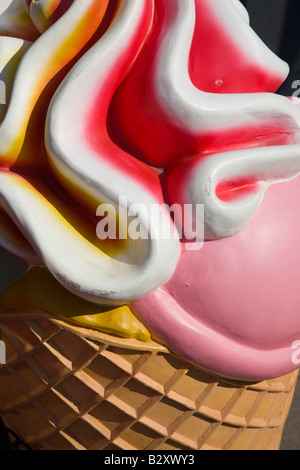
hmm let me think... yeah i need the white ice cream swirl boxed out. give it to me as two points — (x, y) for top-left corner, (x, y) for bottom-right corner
(0, 0), (300, 308)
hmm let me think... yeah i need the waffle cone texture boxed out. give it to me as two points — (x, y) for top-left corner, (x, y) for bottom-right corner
(0, 310), (298, 450)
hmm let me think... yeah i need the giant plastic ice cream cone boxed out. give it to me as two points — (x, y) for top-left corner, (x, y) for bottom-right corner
(1, 0), (300, 451)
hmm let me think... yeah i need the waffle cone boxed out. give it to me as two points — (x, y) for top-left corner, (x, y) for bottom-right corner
(0, 309), (298, 450)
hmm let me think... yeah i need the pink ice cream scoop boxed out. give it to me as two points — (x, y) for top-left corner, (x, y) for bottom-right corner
(131, 176), (300, 381)
(1, 0), (300, 382)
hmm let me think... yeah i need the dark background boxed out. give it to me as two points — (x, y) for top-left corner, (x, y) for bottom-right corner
(241, 0), (300, 97)
(0, 0), (300, 451)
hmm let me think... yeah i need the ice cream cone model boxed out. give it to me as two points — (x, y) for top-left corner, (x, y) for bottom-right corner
(1, 0), (300, 451)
